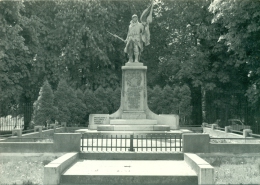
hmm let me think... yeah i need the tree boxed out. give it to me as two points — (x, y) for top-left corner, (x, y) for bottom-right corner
(83, 88), (97, 121)
(94, 86), (109, 114)
(148, 85), (163, 114)
(0, 1), (60, 129)
(54, 80), (71, 122)
(75, 89), (88, 125)
(33, 80), (56, 126)
(209, 0), (260, 126)
(173, 85), (192, 125)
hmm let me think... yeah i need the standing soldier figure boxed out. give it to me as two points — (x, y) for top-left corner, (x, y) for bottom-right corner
(124, 1), (154, 63)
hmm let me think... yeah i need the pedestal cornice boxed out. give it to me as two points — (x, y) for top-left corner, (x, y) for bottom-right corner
(122, 66), (147, 70)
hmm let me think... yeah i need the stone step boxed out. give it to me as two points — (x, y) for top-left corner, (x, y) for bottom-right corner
(79, 152), (184, 160)
(110, 119), (157, 125)
(60, 160), (198, 185)
(97, 125), (170, 131)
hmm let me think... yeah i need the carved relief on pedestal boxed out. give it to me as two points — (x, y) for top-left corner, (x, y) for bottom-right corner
(125, 70), (143, 110)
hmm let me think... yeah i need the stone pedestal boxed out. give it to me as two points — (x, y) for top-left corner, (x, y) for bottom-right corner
(88, 62), (178, 132)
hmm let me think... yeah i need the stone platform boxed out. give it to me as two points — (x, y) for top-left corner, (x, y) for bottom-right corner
(60, 160), (198, 185)
(97, 119), (170, 131)
(75, 129), (192, 136)
(97, 124), (170, 131)
(110, 119), (157, 125)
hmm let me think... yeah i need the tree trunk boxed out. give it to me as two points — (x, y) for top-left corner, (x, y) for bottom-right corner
(23, 96), (33, 130)
(190, 85), (203, 125)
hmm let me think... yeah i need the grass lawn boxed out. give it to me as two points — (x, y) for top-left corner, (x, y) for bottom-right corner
(0, 153), (64, 185)
(198, 153), (260, 184)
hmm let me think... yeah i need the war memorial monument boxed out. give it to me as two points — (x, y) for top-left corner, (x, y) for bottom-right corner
(85, 2), (180, 134)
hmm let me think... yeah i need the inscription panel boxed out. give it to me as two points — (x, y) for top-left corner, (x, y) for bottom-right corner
(124, 70), (144, 110)
(88, 114), (109, 130)
(94, 117), (107, 124)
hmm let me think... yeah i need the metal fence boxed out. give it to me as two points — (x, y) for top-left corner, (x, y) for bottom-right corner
(81, 133), (182, 152)
(0, 116), (24, 131)
(0, 104), (33, 131)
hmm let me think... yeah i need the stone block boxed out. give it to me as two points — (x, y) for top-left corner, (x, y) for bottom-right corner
(184, 153), (214, 185)
(153, 125), (170, 131)
(243, 129), (252, 137)
(202, 122), (208, 127)
(97, 125), (114, 131)
(157, 114), (179, 129)
(225, 126), (231, 133)
(49, 124), (56, 129)
(182, 133), (210, 153)
(53, 133), (81, 152)
(34, 126), (42, 137)
(44, 153), (78, 185)
(44, 163), (61, 185)
(112, 125), (154, 131)
(122, 112), (147, 119)
(34, 126), (42, 132)
(110, 119), (157, 125)
(125, 62), (144, 66)
(199, 165), (214, 185)
(211, 124), (218, 130)
(61, 122), (67, 127)
(12, 129), (22, 137)
(88, 114), (109, 130)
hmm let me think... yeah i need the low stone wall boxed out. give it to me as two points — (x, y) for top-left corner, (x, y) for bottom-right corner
(65, 127), (86, 133)
(0, 133), (81, 153)
(24, 127), (65, 138)
(184, 153), (214, 185)
(44, 152), (78, 185)
(0, 127), (66, 142)
(180, 126), (203, 133)
(0, 142), (53, 152)
(210, 143), (260, 153)
(203, 127), (244, 138)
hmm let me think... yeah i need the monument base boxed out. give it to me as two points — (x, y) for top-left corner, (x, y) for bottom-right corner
(87, 63), (180, 132)
(97, 124), (170, 131)
(110, 119), (157, 125)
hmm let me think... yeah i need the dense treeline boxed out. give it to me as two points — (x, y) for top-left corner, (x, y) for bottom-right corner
(32, 80), (191, 126)
(0, 0), (260, 128)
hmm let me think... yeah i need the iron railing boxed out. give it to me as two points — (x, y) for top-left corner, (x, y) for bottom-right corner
(81, 133), (182, 152)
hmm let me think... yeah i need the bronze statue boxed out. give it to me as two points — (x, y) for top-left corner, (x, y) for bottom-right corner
(124, 1), (154, 63)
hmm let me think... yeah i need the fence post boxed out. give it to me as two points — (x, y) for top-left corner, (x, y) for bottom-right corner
(34, 126), (43, 138)
(12, 129), (22, 137)
(61, 122), (67, 127)
(211, 124), (218, 130)
(243, 129), (252, 137)
(129, 134), (135, 152)
(225, 126), (231, 133)
(50, 124), (56, 133)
